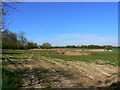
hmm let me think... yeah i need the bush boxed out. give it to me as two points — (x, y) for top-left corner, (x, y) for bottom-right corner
(40, 43), (52, 49)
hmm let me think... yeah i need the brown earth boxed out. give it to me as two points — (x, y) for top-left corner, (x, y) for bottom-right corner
(30, 49), (56, 50)
(3, 53), (120, 89)
(77, 49), (112, 52)
(55, 49), (92, 56)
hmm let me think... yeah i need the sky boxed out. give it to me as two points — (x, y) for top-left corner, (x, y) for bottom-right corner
(3, 0), (120, 2)
(7, 2), (118, 46)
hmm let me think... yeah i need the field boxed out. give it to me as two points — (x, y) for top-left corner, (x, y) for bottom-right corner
(2, 49), (120, 89)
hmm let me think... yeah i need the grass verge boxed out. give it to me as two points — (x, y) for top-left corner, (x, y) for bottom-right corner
(2, 66), (23, 89)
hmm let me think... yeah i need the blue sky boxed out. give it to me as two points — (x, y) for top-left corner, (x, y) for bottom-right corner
(8, 2), (118, 46)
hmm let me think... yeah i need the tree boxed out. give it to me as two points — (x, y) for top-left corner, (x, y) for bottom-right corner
(18, 31), (27, 49)
(2, 29), (18, 49)
(2, 29), (28, 49)
(1, 1), (20, 30)
(104, 45), (112, 51)
(26, 42), (38, 49)
(41, 43), (52, 49)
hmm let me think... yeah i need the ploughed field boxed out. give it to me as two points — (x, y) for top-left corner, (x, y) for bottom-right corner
(2, 49), (120, 89)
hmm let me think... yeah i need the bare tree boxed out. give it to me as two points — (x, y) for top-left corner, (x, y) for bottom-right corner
(1, 1), (20, 30)
(18, 31), (27, 47)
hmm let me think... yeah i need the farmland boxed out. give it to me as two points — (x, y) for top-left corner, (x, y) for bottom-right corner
(2, 1), (119, 89)
(2, 49), (120, 89)
(32, 49), (119, 66)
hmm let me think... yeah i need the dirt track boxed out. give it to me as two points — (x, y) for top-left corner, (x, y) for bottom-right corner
(4, 53), (120, 88)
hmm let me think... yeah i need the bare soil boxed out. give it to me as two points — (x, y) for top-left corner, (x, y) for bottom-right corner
(55, 49), (92, 56)
(3, 53), (120, 89)
(77, 49), (112, 52)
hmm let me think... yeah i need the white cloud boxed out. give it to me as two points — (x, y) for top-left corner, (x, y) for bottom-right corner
(35, 33), (118, 46)
(48, 33), (118, 46)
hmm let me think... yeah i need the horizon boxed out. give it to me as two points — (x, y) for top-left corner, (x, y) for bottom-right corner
(38, 44), (119, 46)
(7, 2), (118, 46)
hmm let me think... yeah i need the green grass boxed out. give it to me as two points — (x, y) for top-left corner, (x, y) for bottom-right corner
(30, 50), (119, 66)
(0, 65), (2, 90)
(2, 49), (119, 66)
(44, 59), (56, 65)
(2, 67), (23, 88)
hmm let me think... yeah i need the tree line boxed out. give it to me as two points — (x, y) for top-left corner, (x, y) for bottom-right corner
(2, 29), (53, 49)
(52, 45), (117, 50)
(2, 29), (38, 49)
(2, 29), (118, 50)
